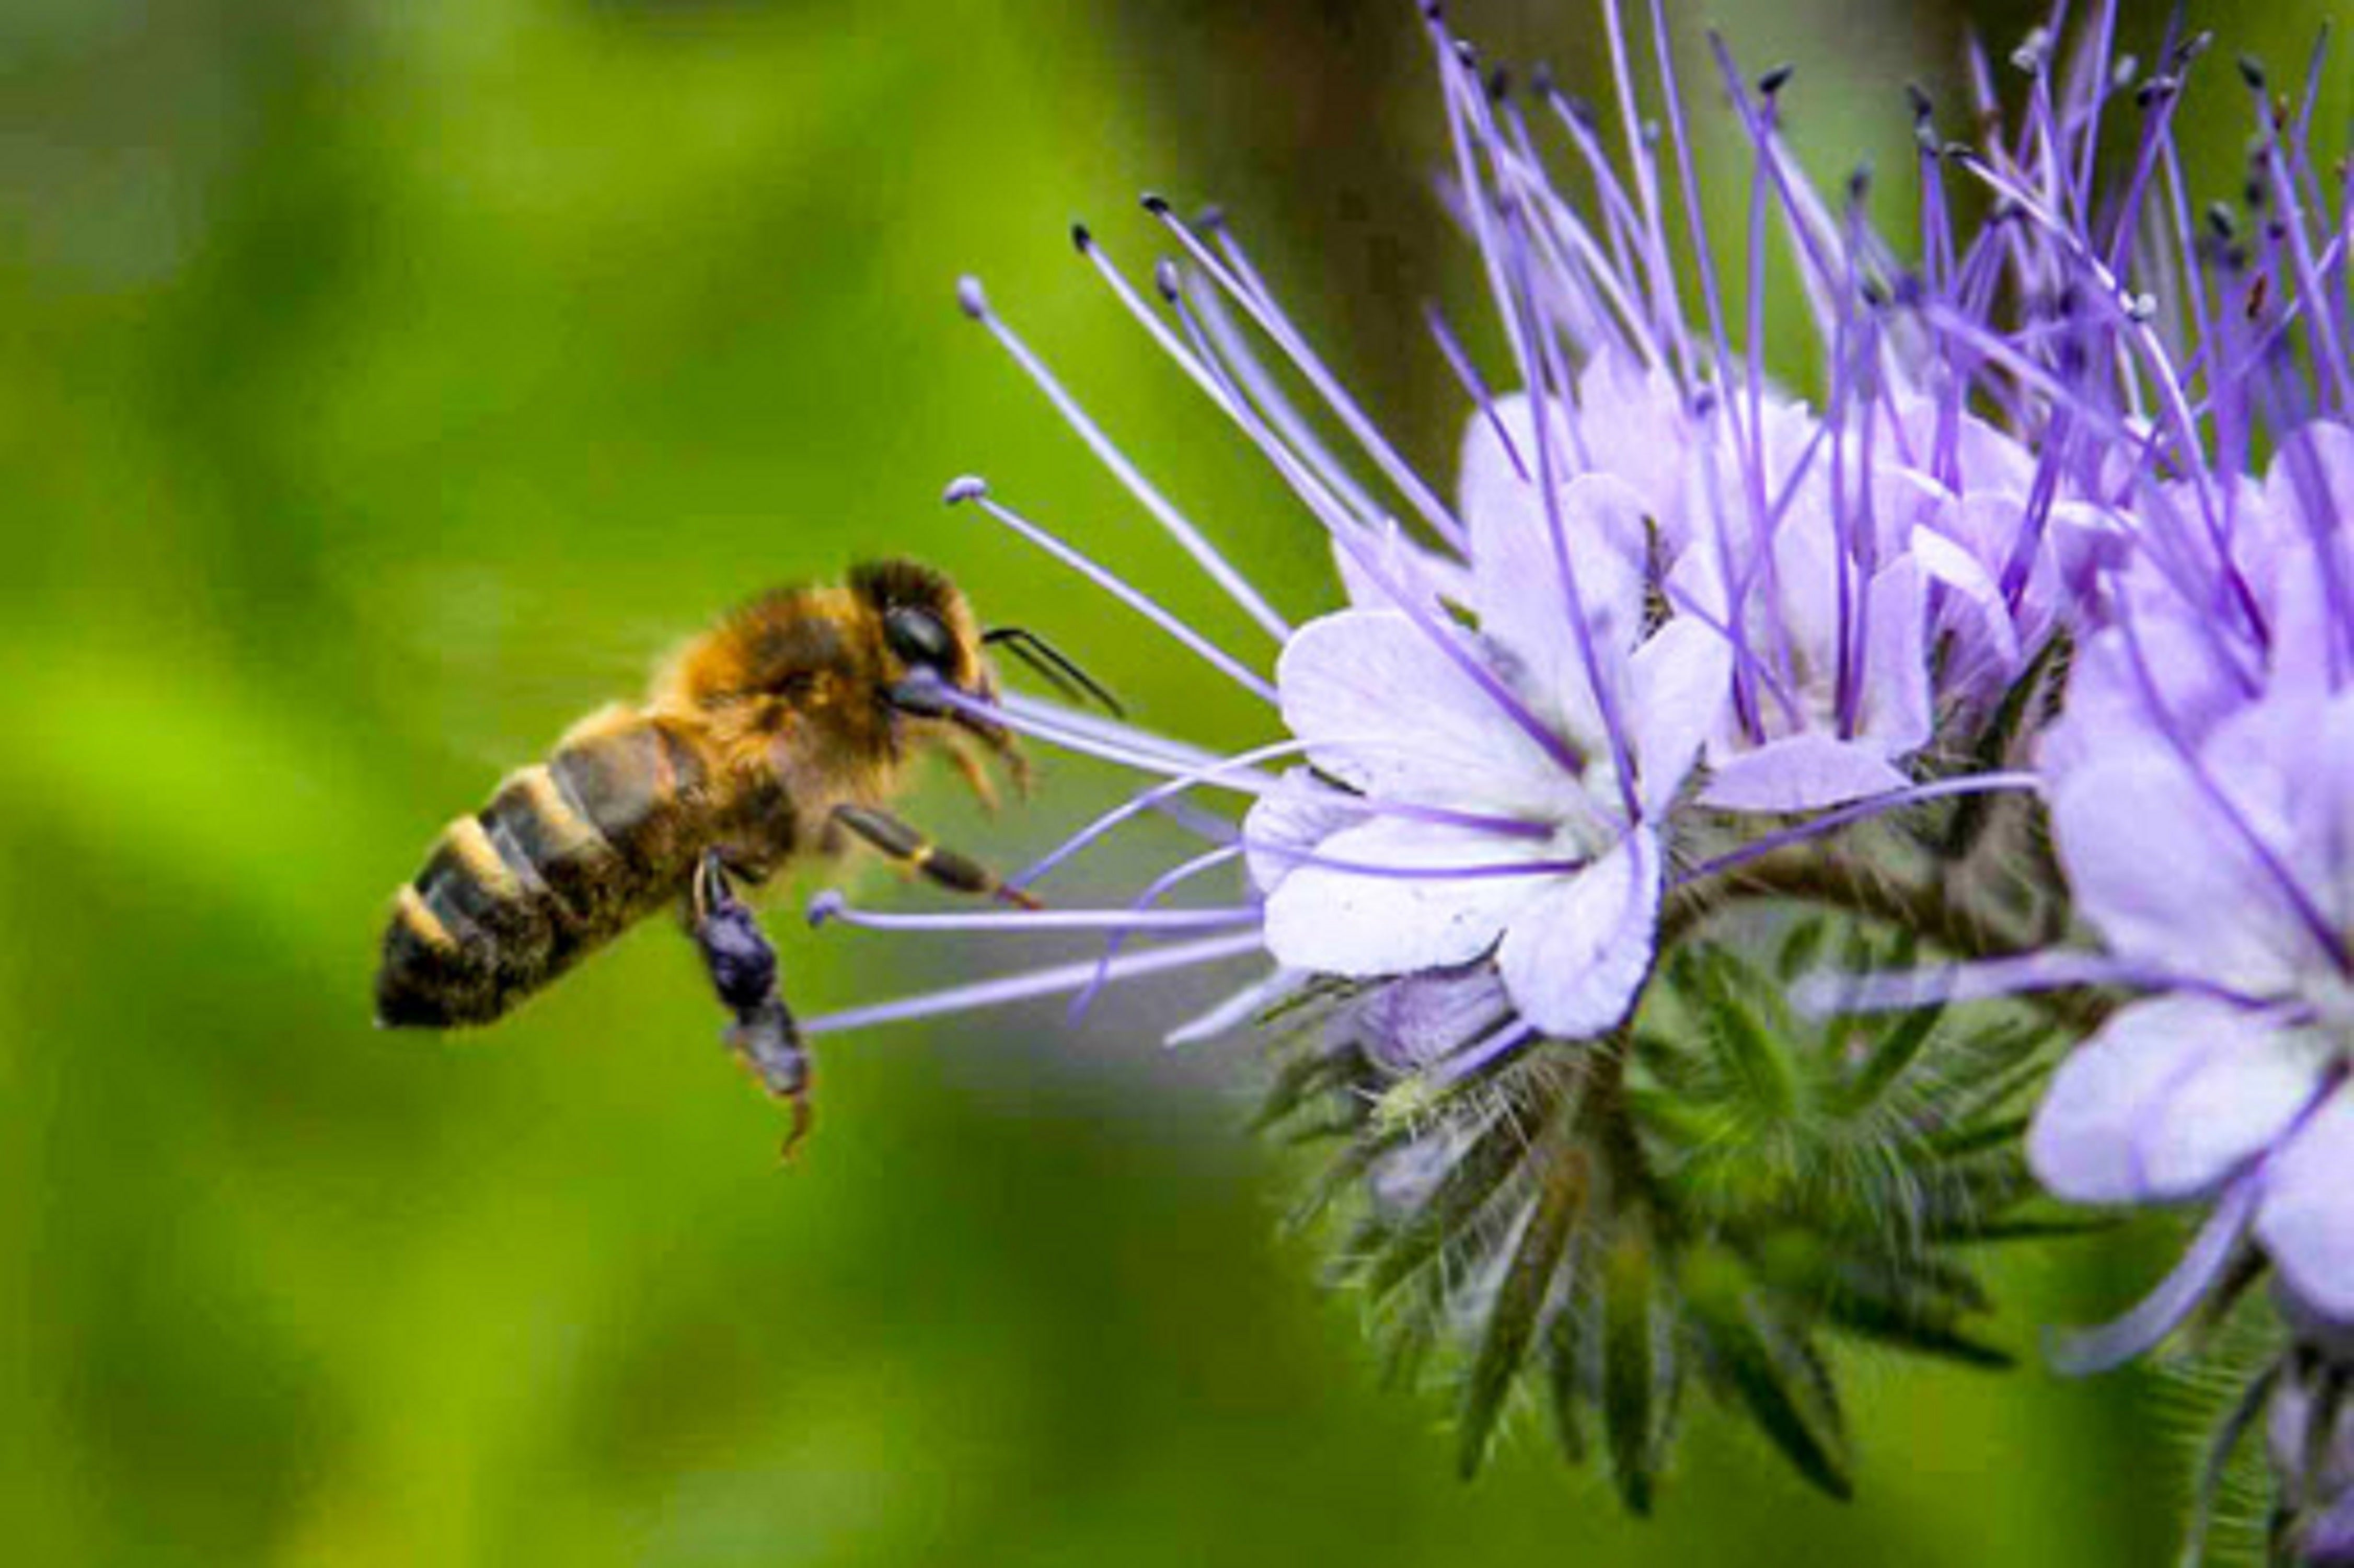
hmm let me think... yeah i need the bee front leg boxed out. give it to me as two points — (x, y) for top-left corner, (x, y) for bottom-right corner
(689, 851), (813, 1159)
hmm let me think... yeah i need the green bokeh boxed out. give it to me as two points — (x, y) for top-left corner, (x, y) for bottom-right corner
(0, 1), (2324, 1562)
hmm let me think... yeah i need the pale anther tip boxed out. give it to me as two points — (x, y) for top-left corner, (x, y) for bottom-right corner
(954, 275), (989, 319)
(806, 890), (847, 928)
(943, 475), (989, 505)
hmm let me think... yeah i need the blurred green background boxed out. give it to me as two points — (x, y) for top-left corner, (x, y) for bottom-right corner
(1, 1), (2338, 1563)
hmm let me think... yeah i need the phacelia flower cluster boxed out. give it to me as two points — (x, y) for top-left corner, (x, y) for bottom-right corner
(799, 0), (2354, 1550)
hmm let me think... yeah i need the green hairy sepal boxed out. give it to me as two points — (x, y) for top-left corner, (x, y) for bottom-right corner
(1260, 926), (2090, 1507)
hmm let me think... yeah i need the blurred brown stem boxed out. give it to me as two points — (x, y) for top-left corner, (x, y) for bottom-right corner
(1666, 845), (2112, 1032)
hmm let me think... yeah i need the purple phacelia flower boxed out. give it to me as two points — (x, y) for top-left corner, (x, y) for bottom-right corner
(799, 0), (2068, 1089)
(2028, 437), (2354, 1353)
(1251, 470), (1727, 1040)
(1827, 5), (2354, 1365)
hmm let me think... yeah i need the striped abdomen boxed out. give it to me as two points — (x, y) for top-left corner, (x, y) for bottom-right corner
(375, 713), (737, 1029)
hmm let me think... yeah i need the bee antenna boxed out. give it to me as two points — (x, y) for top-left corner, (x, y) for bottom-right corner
(982, 627), (1127, 719)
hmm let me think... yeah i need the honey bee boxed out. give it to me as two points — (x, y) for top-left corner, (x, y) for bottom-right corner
(374, 559), (1109, 1151)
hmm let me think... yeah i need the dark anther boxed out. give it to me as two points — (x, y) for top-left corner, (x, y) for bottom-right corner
(1758, 63), (1794, 97)
(1486, 66), (1511, 102)
(2237, 54), (2267, 90)
(1140, 192), (1172, 216)
(1905, 82), (1933, 122)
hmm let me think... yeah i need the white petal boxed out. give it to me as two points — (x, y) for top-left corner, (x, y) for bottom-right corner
(1240, 769), (1364, 896)
(1699, 732), (1911, 813)
(1470, 470), (1647, 743)
(1276, 610), (1567, 815)
(2256, 1090), (2354, 1322)
(1627, 616), (1732, 815)
(1913, 515), (2021, 670)
(2133, 1021), (2328, 1198)
(1458, 391), (1566, 544)
(2263, 422), (2354, 536)
(1332, 517), (1473, 615)
(1858, 554), (1933, 753)
(1260, 817), (1554, 979)
(1570, 353), (1695, 544)
(1494, 827), (1661, 1037)
(2049, 742), (2312, 996)
(2027, 996), (2312, 1204)
(2262, 691), (2354, 941)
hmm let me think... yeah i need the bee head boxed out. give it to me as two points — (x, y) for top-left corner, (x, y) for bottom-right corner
(850, 558), (992, 712)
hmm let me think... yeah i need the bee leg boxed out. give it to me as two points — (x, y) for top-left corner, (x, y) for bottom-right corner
(689, 852), (814, 1158)
(831, 803), (1041, 909)
(942, 733), (1003, 814)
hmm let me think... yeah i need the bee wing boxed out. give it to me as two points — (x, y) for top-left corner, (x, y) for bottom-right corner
(357, 566), (683, 771)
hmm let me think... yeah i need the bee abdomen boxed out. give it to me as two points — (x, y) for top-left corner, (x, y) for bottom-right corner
(375, 717), (714, 1029)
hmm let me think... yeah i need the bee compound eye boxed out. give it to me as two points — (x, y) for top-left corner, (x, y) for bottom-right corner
(883, 606), (956, 672)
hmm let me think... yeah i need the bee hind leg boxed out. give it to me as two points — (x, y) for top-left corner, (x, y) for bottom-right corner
(689, 852), (813, 1159)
